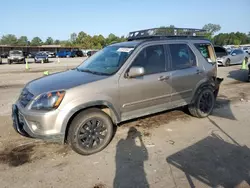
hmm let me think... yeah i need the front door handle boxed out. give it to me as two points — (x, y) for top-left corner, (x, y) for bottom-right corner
(158, 75), (170, 81)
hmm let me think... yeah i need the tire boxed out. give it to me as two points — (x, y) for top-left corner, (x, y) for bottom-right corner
(188, 87), (215, 118)
(224, 59), (230, 67)
(67, 108), (114, 155)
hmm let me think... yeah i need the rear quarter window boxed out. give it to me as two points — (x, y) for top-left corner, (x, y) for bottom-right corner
(194, 43), (216, 64)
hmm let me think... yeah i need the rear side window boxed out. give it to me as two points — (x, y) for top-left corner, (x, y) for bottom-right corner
(169, 44), (196, 70)
(195, 43), (216, 64)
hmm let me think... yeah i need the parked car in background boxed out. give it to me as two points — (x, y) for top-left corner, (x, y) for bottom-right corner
(242, 46), (250, 55)
(215, 47), (248, 66)
(73, 50), (84, 57)
(23, 52), (29, 58)
(34, 52), (49, 63)
(28, 52), (37, 58)
(43, 51), (56, 58)
(87, 50), (98, 57)
(82, 50), (89, 57)
(56, 50), (76, 58)
(248, 63), (250, 82)
(0, 57), (2, 64)
(1, 52), (9, 58)
(7, 50), (25, 64)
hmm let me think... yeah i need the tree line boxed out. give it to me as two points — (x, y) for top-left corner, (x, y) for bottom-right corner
(0, 24), (249, 49)
(0, 33), (126, 49)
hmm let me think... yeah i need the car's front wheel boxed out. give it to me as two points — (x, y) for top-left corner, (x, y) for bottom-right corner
(188, 87), (215, 118)
(225, 59), (230, 66)
(67, 108), (114, 155)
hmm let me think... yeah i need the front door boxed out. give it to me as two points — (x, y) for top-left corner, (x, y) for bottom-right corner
(119, 44), (172, 121)
(231, 49), (242, 64)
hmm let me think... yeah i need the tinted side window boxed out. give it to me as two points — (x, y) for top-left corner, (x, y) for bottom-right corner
(169, 44), (196, 70)
(195, 43), (216, 64)
(132, 45), (166, 75)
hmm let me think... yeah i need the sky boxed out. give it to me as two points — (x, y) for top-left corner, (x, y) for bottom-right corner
(1, 0), (250, 41)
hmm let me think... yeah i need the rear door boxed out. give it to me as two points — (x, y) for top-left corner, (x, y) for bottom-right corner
(168, 43), (204, 106)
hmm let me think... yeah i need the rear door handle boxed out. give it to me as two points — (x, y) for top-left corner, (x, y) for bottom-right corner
(158, 75), (170, 81)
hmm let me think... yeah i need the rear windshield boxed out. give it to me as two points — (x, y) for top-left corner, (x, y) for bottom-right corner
(214, 46), (228, 57)
(194, 43), (216, 64)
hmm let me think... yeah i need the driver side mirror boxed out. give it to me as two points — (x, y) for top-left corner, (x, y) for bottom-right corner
(127, 66), (145, 78)
(231, 53), (236, 56)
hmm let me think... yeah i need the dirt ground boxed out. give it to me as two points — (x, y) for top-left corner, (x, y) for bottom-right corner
(0, 58), (250, 188)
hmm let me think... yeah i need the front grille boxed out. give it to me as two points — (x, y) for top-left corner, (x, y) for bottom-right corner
(19, 88), (34, 107)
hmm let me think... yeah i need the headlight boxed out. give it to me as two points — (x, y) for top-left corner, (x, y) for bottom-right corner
(31, 90), (65, 110)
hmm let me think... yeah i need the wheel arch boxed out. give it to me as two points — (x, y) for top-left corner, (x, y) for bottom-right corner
(62, 100), (120, 143)
(190, 78), (218, 104)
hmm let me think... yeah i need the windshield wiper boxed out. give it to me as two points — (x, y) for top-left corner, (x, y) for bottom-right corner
(77, 68), (110, 76)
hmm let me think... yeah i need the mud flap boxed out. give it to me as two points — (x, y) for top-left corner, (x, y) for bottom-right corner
(214, 77), (224, 98)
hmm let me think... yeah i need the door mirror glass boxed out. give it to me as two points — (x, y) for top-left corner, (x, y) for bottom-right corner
(231, 53), (236, 56)
(127, 66), (145, 78)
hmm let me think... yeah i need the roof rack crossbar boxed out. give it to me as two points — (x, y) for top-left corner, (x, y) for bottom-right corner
(127, 27), (207, 41)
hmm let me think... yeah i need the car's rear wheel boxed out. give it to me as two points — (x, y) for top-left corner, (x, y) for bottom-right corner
(67, 108), (114, 155)
(225, 59), (230, 66)
(188, 87), (215, 118)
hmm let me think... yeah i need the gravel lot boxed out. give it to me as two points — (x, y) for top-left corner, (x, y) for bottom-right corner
(0, 58), (250, 188)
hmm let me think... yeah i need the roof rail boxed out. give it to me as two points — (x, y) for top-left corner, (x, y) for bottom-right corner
(127, 27), (207, 41)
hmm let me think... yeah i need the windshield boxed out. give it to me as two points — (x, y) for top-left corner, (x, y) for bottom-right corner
(77, 46), (134, 75)
(36, 52), (46, 56)
(10, 51), (23, 55)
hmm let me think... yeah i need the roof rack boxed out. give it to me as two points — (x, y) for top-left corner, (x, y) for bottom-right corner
(127, 27), (207, 41)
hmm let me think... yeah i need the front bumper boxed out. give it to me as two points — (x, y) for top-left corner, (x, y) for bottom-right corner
(9, 58), (24, 62)
(35, 58), (47, 62)
(12, 104), (64, 142)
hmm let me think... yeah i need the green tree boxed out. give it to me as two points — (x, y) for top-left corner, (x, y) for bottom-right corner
(202, 23), (221, 40)
(76, 31), (88, 44)
(31, 37), (43, 46)
(54, 39), (60, 45)
(202, 23), (221, 35)
(17, 36), (29, 46)
(45, 37), (54, 45)
(106, 33), (119, 45)
(60, 40), (72, 47)
(70, 33), (77, 44)
(0, 34), (17, 45)
(213, 32), (250, 45)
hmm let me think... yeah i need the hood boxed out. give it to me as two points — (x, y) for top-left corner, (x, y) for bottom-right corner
(26, 69), (108, 96)
(10, 54), (23, 57)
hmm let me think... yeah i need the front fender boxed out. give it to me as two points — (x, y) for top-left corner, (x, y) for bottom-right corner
(57, 98), (121, 137)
